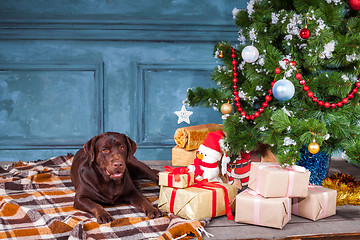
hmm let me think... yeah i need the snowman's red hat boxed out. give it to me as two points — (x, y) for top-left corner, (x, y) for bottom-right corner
(198, 130), (224, 160)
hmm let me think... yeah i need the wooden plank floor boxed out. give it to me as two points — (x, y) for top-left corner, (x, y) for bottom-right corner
(148, 157), (360, 240)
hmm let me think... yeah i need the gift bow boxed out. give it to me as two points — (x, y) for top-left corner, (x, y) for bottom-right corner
(164, 166), (190, 182)
(191, 179), (234, 220)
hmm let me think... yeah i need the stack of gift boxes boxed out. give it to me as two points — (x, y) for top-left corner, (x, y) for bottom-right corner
(235, 162), (337, 229)
(160, 124), (337, 229)
(158, 166), (238, 220)
(158, 157), (337, 229)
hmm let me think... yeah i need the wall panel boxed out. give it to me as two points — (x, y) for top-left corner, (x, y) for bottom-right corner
(0, 0), (246, 161)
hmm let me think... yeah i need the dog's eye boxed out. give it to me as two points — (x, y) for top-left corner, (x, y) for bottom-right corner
(102, 148), (110, 153)
(119, 145), (125, 151)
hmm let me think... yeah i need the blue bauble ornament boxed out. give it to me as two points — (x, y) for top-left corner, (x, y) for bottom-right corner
(241, 45), (259, 63)
(272, 79), (295, 101)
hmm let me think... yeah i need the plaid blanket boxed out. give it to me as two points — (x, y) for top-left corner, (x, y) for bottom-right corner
(0, 155), (208, 240)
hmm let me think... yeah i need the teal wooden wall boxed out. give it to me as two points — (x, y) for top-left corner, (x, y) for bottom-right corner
(0, 0), (246, 161)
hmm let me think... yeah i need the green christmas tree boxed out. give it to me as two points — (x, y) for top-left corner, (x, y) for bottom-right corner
(186, 0), (360, 168)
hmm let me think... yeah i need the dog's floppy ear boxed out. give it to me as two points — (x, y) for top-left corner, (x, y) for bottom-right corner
(125, 135), (137, 158)
(83, 135), (99, 162)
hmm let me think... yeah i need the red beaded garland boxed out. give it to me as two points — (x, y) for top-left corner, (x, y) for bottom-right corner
(228, 46), (359, 121)
(230, 47), (274, 121)
(298, 72), (360, 108)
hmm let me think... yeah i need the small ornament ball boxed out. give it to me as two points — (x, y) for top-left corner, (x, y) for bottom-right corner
(218, 51), (224, 59)
(349, 0), (360, 10)
(241, 45), (259, 63)
(300, 28), (311, 39)
(272, 79), (295, 101)
(221, 102), (233, 114)
(308, 142), (320, 154)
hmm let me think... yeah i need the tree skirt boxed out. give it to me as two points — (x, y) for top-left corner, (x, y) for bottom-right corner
(0, 155), (208, 240)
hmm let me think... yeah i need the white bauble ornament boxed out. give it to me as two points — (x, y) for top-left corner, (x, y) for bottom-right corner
(272, 79), (295, 101)
(241, 45), (259, 63)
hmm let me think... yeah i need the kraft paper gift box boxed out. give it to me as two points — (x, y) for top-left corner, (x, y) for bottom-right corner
(248, 162), (311, 198)
(172, 146), (196, 166)
(235, 189), (291, 229)
(292, 185), (337, 221)
(158, 180), (238, 220)
(158, 166), (194, 189)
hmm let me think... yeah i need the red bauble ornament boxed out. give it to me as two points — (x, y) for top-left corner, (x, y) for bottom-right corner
(275, 67), (281, 74)
(300, 28), (311, 39)
(349, 0), (360, 10)
(295, 73), (302, 80)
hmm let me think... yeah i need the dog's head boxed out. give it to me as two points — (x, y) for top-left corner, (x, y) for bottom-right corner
(83, 132), (137, 181)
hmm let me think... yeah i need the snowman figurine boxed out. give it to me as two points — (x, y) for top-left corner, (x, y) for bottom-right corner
(188, 130), (224, 182)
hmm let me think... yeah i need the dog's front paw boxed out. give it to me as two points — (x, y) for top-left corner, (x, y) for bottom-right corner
(94, 208), (114, 224)
(145, 206), (164, 219)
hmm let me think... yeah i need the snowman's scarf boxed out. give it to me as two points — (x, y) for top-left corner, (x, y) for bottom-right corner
(193, 157), (218, 177)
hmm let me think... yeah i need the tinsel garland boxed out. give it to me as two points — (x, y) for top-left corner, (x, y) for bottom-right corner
(297, 146), (329, 185)
(322, 173), (360, 206)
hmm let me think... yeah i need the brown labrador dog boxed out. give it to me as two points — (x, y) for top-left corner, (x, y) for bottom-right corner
(70, 132), (163, 224)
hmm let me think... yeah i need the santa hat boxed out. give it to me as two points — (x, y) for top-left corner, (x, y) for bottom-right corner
(198, 130), (224, 160)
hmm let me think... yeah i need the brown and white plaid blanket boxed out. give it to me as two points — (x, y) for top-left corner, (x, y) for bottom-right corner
(0, 155), (209, 240)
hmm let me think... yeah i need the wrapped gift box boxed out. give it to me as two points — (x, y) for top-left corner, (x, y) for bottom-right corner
(248, 162), (310, 198)
(174, 123), (222, 151)
(292, 185), (337, 221)
(158, 167), (194, 189)
(172, 146), (196, 166)
(158, 180), (238, 220)
(235, 189), (291, 229)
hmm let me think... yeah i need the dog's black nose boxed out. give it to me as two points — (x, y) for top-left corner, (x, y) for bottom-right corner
(113, 162), (123, 169)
